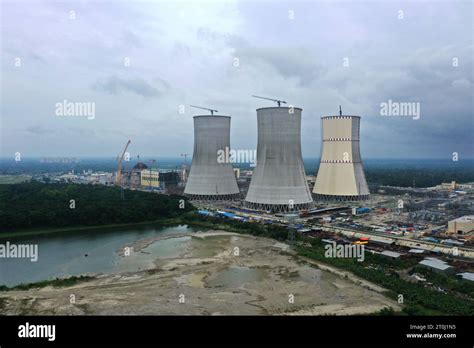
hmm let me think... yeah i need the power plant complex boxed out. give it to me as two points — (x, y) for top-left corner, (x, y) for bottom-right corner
(184, 100), (369, 210)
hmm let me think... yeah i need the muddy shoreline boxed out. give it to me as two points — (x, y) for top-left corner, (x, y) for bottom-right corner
(0, 231), (401, 315)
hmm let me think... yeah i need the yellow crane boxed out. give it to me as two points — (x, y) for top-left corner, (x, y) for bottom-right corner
(116, 140), (131, 186)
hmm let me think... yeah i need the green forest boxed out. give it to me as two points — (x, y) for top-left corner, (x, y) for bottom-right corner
(0, 182), (194, 232)
(365, 167), (474, 188)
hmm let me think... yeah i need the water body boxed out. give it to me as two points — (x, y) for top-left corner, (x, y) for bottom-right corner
(206, 266), (266, 288)
(0, 224), (200, 287)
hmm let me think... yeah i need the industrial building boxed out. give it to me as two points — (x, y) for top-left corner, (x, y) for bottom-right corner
(448, 215), (474, 235)
(380, 250), (402, 259)
(244, 106), (314, 212)
(140, 170), (159, 188)
(439, 181), (457, 190)
(117, 154), (182, 191)
(419, 257), (454, 274)
(184, 114), (240, 200)
(160, 171), (181, 188)
(313, 112), (370, 201)
(121, 160), (148, 188)
(457, 272), (474, 282)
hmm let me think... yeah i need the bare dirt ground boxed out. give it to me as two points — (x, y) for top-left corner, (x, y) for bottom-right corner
(0, 231), (401, 315)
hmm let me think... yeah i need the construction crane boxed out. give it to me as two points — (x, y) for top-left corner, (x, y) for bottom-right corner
(190, 105), (218, 115)
(180, 154), (190, 183)
(149, 159), (156, 191)
(252, 95), (287, 107)
(180, 153), (190, 167)
(116, 140), (131, 186)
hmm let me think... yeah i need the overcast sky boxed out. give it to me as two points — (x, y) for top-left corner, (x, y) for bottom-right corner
(1, 0), (473, 160)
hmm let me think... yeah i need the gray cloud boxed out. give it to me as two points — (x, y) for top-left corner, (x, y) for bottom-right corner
(92, 76), (166, 98)
(122, 30), (142, 48)
(26, 126), (55, 135)
(0, 0), (472, 158)
(234, 45), (324, 87)
(68, 128), (96, 136)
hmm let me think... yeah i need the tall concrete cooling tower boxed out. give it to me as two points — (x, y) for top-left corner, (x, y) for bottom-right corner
(184, 115), (240, 200)
(244, 107), (314, 212)
(313, 115), (370, 201)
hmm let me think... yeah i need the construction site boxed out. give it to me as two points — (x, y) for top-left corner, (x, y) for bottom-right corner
(55, 96), (474, 292)
(0, 95), (472, 321)
(177, 97), (474, 287)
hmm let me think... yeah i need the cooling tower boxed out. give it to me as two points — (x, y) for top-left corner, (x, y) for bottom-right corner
(244, 107), (314, 212)
(184, 115), (240, 200)
(313, 115), (370, 200)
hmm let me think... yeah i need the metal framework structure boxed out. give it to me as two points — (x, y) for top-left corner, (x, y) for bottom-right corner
(244, 201), (314, 213)
(186, 193), (241, 202)
(312, 194), (370, 201)
(285, 213), (298, 246)
(116, 139), (131, 186)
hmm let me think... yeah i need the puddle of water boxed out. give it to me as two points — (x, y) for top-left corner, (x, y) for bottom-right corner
(297, 265), (323, 283)
(206, 266), (266, 288)
(187, 237), (226, 258)
(175, 272), (207, 288)
(189, 272), (207, 288)
(144, 236), (191, 259)
(114, 236), (192, 272)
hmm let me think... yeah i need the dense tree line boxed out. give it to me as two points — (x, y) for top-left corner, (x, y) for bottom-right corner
(0, 182), (194, 231)
(306, 161), (474, 188)
(364, 166), (474, 188)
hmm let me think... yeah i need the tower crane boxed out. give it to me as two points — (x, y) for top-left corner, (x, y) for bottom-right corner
(190, 105), (218, 115)
(116, 140), (131, 186)
(252, 95), (287, 107)
(180, 153), (190, 167)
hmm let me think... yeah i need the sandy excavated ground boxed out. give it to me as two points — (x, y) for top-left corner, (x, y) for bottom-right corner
(0, 231), (401, 315)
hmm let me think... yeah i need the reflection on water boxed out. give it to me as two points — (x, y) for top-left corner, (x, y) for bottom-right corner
(115, 236), (192, 272)
(0, 225), (199, 287)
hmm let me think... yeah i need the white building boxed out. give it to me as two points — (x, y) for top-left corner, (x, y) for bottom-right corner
(419, 257), (454, 273)
(448, 215), (474, 235)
